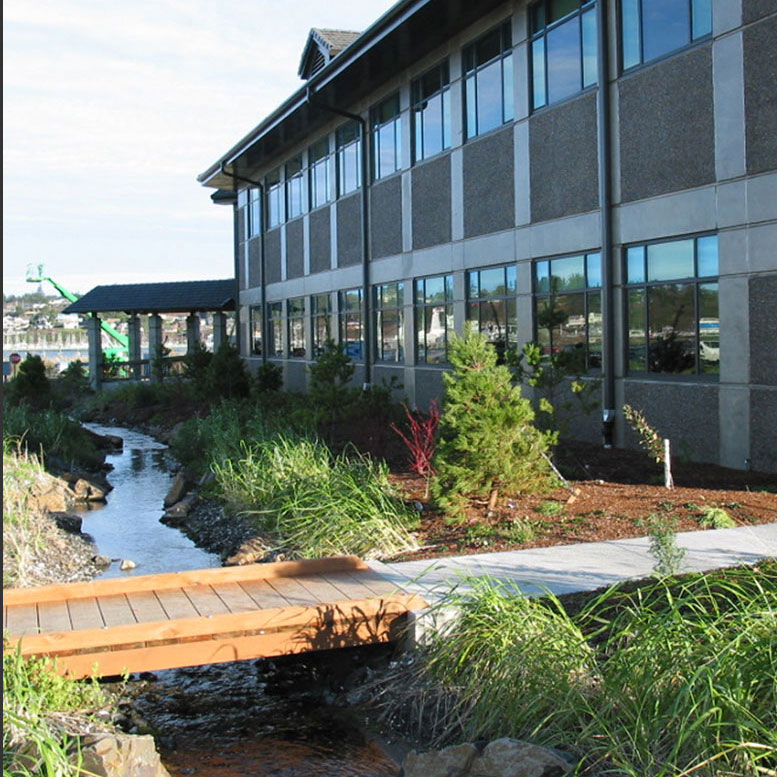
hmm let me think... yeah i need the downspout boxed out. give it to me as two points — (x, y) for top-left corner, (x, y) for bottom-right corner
(597, 0), (616, 447)
(222, 163), (267, 365)
(305, 85), (372, 389)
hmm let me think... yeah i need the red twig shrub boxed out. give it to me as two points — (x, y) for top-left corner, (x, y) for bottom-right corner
(391, 401), (440, 484)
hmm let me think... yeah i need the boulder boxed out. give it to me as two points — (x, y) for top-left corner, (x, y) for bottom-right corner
(163, 471), (188, 508)
(51, 511), (83, 534)
(161, 493), (199, 526)
(75, 733), (171, 777)
(70, 477), (110, 502)
(225, 537), (273, 566)
(403, 743), (478, 777)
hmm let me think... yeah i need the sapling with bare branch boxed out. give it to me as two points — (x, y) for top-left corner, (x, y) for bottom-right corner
(623, 404), (674, 489)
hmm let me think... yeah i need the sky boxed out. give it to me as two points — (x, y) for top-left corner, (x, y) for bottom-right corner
(3, 0), (396, 299)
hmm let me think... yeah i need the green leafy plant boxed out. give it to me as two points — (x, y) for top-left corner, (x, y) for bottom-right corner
(646, 513), (686, 577)
(535, 500), (564, 516)
(4, 354), (52, 410)
(308, 339), (360, 441)
(254, 361), (284, 394)
(698, 506), (737, 529)
(623, 404), (674, 488)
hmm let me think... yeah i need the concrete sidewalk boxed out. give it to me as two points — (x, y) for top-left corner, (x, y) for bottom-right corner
(370, 523), (777, 605)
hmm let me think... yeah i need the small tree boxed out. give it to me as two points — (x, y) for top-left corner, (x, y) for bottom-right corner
(391, 400), (440, 499)
(431, 326), (557, 522)
(308, 339), (359, 440)
(205, 343), (251, 400)
(5, 354), (51, 409)
(183, 340), (213, 395)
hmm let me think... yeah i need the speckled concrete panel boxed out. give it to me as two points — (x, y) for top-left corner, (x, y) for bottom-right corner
(529, 92), (599, 222)
(412, 155), (452, 250)
(309, 207), (332, 275)
(286, 219), (304, 279)
(238, 243), (248, 290)
(749, 273), (777, 386)
(370, 176), (403, 260)
(744, 15), (777, 175)
(414, 368), (446, 410)
(622, 381), (719, 464)
(285, 360), (307, 392)
(264, 229), (282, 285)
(236, 210), (245, 246)
(247, 238), (262, 288)
(619, 47), (715, 202)
(743, 0), (775, 23)
(750, 389), (777, 473)
(337, 193), (363, 268)
(463, 128), (515, 238)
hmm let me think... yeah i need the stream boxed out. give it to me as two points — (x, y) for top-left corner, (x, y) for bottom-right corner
(79, 423), (400, 776)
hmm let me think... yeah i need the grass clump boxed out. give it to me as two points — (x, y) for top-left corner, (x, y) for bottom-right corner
(374, 563), (776, 776)
(211, 432), (420, 560)
(697, 506), (737, 529)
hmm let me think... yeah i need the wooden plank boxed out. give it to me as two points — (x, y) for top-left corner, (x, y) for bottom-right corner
(182, 586), (231, 618)
(2, 557), (370, 606)
(265, 576), (322, 607)
(319, 570), (384, 600)
(37, 601), (73, 634)
(9, 595), (425, 656)
(96, 595), (137, 628)
(210, 583), (261, 614)
(45, 613), (401, 679)
(238, 579), (292, 610)
(125, 592), (168, 624)
(351, 567), (404, 596)
(294, 574), (353, 603)
(5, 604), (40, 637)
(66, 598), (104, 632)
(155, 589), (200, 621)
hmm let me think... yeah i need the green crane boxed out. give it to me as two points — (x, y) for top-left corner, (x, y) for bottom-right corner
(26, 264), (129, 357)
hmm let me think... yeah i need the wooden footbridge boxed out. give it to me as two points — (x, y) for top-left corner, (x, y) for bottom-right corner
(2, 557), (425, 679)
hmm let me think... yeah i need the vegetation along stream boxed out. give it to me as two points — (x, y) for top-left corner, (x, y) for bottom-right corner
(82, 423), (400, 777)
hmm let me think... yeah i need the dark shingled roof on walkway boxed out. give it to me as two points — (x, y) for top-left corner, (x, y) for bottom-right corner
(63, 279), (235, 315)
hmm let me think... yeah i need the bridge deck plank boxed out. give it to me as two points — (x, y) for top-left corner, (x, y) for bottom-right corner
(37, 601), (72, 634)
(155, 588), (200, 621)
(238, 579), (291, 610)
(96, 594), (137, 628)
(6, 603), (39, 637)
(67, 597), (104, 631)
(125, 591), (168, 624)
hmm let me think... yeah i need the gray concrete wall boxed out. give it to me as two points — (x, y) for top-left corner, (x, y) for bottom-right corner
(264, 228), (282, 284)
(286, 219), (305, 279)
(370, 176), (403, 259)
(309, 207), (332, 275)
(285, 359), (308, 392)
(412, 155), (452, 249)
(337, 193), (363, 267)
(749, 273), (777, 386)
(743, 14), (777, 175)
(247, 239), (261, 288)
(750, 388), (777, 472)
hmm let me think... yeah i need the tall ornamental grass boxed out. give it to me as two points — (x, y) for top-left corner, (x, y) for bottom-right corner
(212, 433), (419, 560)
(379, 563), (776, 776)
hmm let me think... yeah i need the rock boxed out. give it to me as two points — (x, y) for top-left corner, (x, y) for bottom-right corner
(76, 733), (171, 777)
(161, 493), (199, 525)
(71, 476), (110, 502)
(83, 428), (124, 451)
(51, 512), (83, 534)
(163, 471), (188, 508)
(225, 537), (272, 566)
(470, 739), (574, 777)
(403, 743), (478, 777)
(120, 559), (137, 570)
(26, 475), (75, 513)
(93, 555), (112, 568)
(198, 469), (215, 487)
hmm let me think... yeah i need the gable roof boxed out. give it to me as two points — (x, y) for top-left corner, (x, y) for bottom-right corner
(63, 280), (235, 315)
(298, 28), (361, 80)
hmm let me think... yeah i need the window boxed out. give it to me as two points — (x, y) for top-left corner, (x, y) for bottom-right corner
(415, 274), (454, 364)
(336, 122), (361, 196)
(534, 251), (602, 372)
(286, 156), (304, 220)
(238, 189), (249, 241)
(249, 304), (263, 356)
(312, 294), (332, 356)
(464, 21), (514, 139)
(621, 0), (712, 71)
(309, 138), (331, 209)
(371, 93), (402, 181)
(374, 282), (405, 362)
(267, 302), (283, 358)
(467, 265), (517, 362)
(411, 61), (451, 163)
(266, 168), (284, 229)
(248, 188), (262, 237)
(531, 0), (598, 110)
(287, 297), (306, 358)
(339, 288), (363, 360)
(625, 234), (718, 375)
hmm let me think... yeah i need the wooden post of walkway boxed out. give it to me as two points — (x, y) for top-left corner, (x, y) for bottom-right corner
(86, 316), (103, 391)
(212, 311), (227, 352)
(148, 313), (163, 383)
(127, 314), (142, 381)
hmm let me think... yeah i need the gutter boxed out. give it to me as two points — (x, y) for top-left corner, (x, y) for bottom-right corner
(306, 86), (372, 389)
(597, 0), (616, 447)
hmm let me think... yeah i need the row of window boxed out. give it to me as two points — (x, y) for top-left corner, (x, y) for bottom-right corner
(238, 0), (712, 236)
(250, 234), (719, 377)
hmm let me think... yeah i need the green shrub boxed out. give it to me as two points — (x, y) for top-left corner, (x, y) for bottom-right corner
(254, 361), (284, 394)
(205, 343), (251, 400)
(183, 340), (213, 393)
(308, 339), (360, 438)
(431, 326), (557, 522)
(5, 355), (51, 410)
(698, 506), (737, 529)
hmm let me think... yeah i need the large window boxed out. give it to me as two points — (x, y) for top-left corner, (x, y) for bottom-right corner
(415, 274), (454, 364)
(625, 234), (718, 375)
(312, 294), (332, 356)
(249, 304), (263, 356)
(467, 265), (517, 362)
(464, 21), (514, 139)
(309, 137), (331, 209)
(287, 297), (306, 358)
(411, 61), (451, 164)
(267, 302), (284, 358)
(531, 0), (598, 110)
(534, 251), (602, 372)
(266, 168), (284, 229)
(374, 282), (405, 363)
(248, 188), (261, 237)
(238, 189), (249, 241)
(336, 122), (361, 197)
(621, 0), (712, 71)
(286, 156), (304, 220)
(371, 93), (402, 181)
(339, 288), (363, 360)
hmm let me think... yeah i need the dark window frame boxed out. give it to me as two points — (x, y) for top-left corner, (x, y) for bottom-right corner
(312, 293), (332, 357)
(371, 93), (402, 181)
(267, 301), (284, 358)
(373, 282), (405, 363)
(410, 60), (451, 165)
(266, 168), (285, 229)
(336, 121), (362, 197)
(309, 137), (331, 210)
(466, 264), (518, 362)
(287, 296), (306, 358)
(249, 303), (263, 356)
(339, 287), (364, 361)
(415, 273), (454, 365)
(285, 156), (305, 221)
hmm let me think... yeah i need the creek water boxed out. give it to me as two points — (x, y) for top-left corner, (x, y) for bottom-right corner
(79, 423), (400, 777)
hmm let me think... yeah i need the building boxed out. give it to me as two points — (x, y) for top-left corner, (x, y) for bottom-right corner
(198, 0), (777, 472)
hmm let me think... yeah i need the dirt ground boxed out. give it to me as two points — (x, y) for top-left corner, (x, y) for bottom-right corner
(385, 440), (777, 562)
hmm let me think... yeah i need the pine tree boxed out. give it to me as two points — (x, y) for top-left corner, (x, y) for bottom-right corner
(431, 325), (557, 522)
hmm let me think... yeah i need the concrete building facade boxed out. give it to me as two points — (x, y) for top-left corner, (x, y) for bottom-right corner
(199, 0), (777, 472)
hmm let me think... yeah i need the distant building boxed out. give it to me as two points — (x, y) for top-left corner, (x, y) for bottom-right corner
(198, 0), (777, 472)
